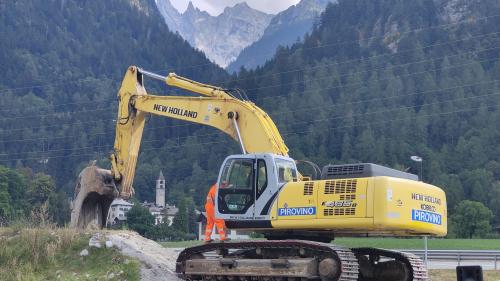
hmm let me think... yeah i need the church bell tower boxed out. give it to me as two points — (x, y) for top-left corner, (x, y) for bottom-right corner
(156, 170), (165, 207)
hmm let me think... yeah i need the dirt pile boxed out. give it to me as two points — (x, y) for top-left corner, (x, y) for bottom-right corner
(106, 231), (181, 281)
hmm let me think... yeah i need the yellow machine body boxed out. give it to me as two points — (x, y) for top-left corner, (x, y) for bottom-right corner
(269, 177), (447, 236)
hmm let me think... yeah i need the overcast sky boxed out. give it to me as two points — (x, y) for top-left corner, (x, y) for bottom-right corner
(170, 0), (301, 16)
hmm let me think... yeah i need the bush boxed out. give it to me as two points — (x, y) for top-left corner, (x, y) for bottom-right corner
(450, 200), (493, 238)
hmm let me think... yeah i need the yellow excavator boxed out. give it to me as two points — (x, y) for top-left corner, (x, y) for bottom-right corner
(70, 66), (447, 281)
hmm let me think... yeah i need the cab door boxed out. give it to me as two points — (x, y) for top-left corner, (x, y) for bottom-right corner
(216, 157), (256, 220)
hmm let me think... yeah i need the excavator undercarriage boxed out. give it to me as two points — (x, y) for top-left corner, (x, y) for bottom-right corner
(176, 240), (428, 281)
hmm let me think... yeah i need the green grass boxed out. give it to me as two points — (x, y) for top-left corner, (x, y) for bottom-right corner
(334, 237), (500, 250)
(161, 237), (500, 250)
(0, 227), (140, 281)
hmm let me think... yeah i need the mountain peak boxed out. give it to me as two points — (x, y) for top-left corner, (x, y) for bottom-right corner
(227, 0), (337, 72)
(223, 2), (261, 14)
(157, 0), (273, 67)
(233, 2), (250, 9)
(186, 1), (195, 13)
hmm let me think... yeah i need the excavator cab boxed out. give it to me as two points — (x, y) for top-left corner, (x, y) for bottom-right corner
(216, 153), (297, 225)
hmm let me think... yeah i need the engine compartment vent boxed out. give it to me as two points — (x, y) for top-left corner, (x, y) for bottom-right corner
(321, 163), (418, 181)
(340, 194), (356, 200)
(327, 164), (364, 176)
(324, 208), (356, 216)
(324, 179), (357, 194)
(303, 182), (314, 195)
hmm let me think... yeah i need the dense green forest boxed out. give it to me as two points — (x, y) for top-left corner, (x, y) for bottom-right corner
(0, 165), (69, 225)
(223, 0), (500, 231)
(0, 0), (227, 202)
(1, 0), (500, 237)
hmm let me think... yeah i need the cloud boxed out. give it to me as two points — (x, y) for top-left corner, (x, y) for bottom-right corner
(170, 0), (301, 16)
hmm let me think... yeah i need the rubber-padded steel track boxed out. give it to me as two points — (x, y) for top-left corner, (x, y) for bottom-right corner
(352, 248), (429, 281)
(176, 240), (359, 281)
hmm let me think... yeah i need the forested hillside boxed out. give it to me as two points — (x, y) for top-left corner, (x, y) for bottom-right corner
(140, 0), (500, 234)
(0, 0), (227, 207)
(1, 0), (500, 236)
(224, 0), (500, 228)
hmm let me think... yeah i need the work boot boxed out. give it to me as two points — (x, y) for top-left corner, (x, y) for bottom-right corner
(221, 238), (231, 242)
(205, 239), (214, 243)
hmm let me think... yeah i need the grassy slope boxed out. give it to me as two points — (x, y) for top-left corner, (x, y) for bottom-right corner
(162, 238), (500, 250)
(0, 227), (140, 281)
(334, 237), (500, 250)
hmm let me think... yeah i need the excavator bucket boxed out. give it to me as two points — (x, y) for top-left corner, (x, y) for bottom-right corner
(70, 164), (119, 229)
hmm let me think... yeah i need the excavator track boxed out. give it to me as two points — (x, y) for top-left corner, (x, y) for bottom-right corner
(176, 240), (359, 281)
(352, 248), (428, 281)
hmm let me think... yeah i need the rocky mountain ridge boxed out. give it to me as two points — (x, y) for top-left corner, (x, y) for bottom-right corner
(155, 0), (272, 67)
(227, 0), (337, 72)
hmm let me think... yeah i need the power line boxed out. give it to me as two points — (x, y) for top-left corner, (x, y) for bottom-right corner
(0, 138), (232, 162)
(282, 103), (498, 137)
(0, 102), (496, 163)
(272, 79), (500, 115)
(1, 48), (488, 128)
(3, 43), (497, 130)
(2, 90), (497, 158)
(1, 13), (498, 99)
(4, 36), (489, 121)
(280, 91), (500, 129)
(0, 105), (117, 121)
(216, 30), (500, 87)
(1, 15), (499, 153)
(0, 130), (225, 156)
(0, 98), (116, 114)
(248, 58), (497, 107)
(0, 77), (109, 94)
(154, 13), (500, 77)
(2, 77), (499, 143)
(245, 53), (498, 95)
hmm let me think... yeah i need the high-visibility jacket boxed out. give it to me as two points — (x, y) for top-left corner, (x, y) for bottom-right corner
(204, 184), (226, 241)
(205, 184), (217, 215)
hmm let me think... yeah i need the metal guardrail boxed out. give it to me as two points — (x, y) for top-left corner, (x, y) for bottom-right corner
(397, 250), (500, 270)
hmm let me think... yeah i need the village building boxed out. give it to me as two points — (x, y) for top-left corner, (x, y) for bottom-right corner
(107, 170), (178, 226)
(107, 198), (134, 225)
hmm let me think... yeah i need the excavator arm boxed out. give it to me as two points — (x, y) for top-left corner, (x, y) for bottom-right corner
(110, 66), (288, 198)
(70, 65), (288, 228)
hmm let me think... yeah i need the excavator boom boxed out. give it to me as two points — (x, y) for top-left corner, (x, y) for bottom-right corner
(110, 66), (288, 198)
(71, 66), (289, 227)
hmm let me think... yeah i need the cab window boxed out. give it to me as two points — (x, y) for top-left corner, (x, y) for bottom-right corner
(218, 159), (254, 214)
(256, 159), (267, 198)
(276, 159), (297, 184)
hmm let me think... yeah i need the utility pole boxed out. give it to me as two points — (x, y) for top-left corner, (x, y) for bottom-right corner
(410, 155), (427, 267)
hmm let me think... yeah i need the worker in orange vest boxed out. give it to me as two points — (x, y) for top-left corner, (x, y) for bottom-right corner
(205, 183), (227, 242)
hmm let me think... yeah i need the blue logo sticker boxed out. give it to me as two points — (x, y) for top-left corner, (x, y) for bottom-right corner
(278, 207), (316, 216)
(412, 209), (442, 225)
